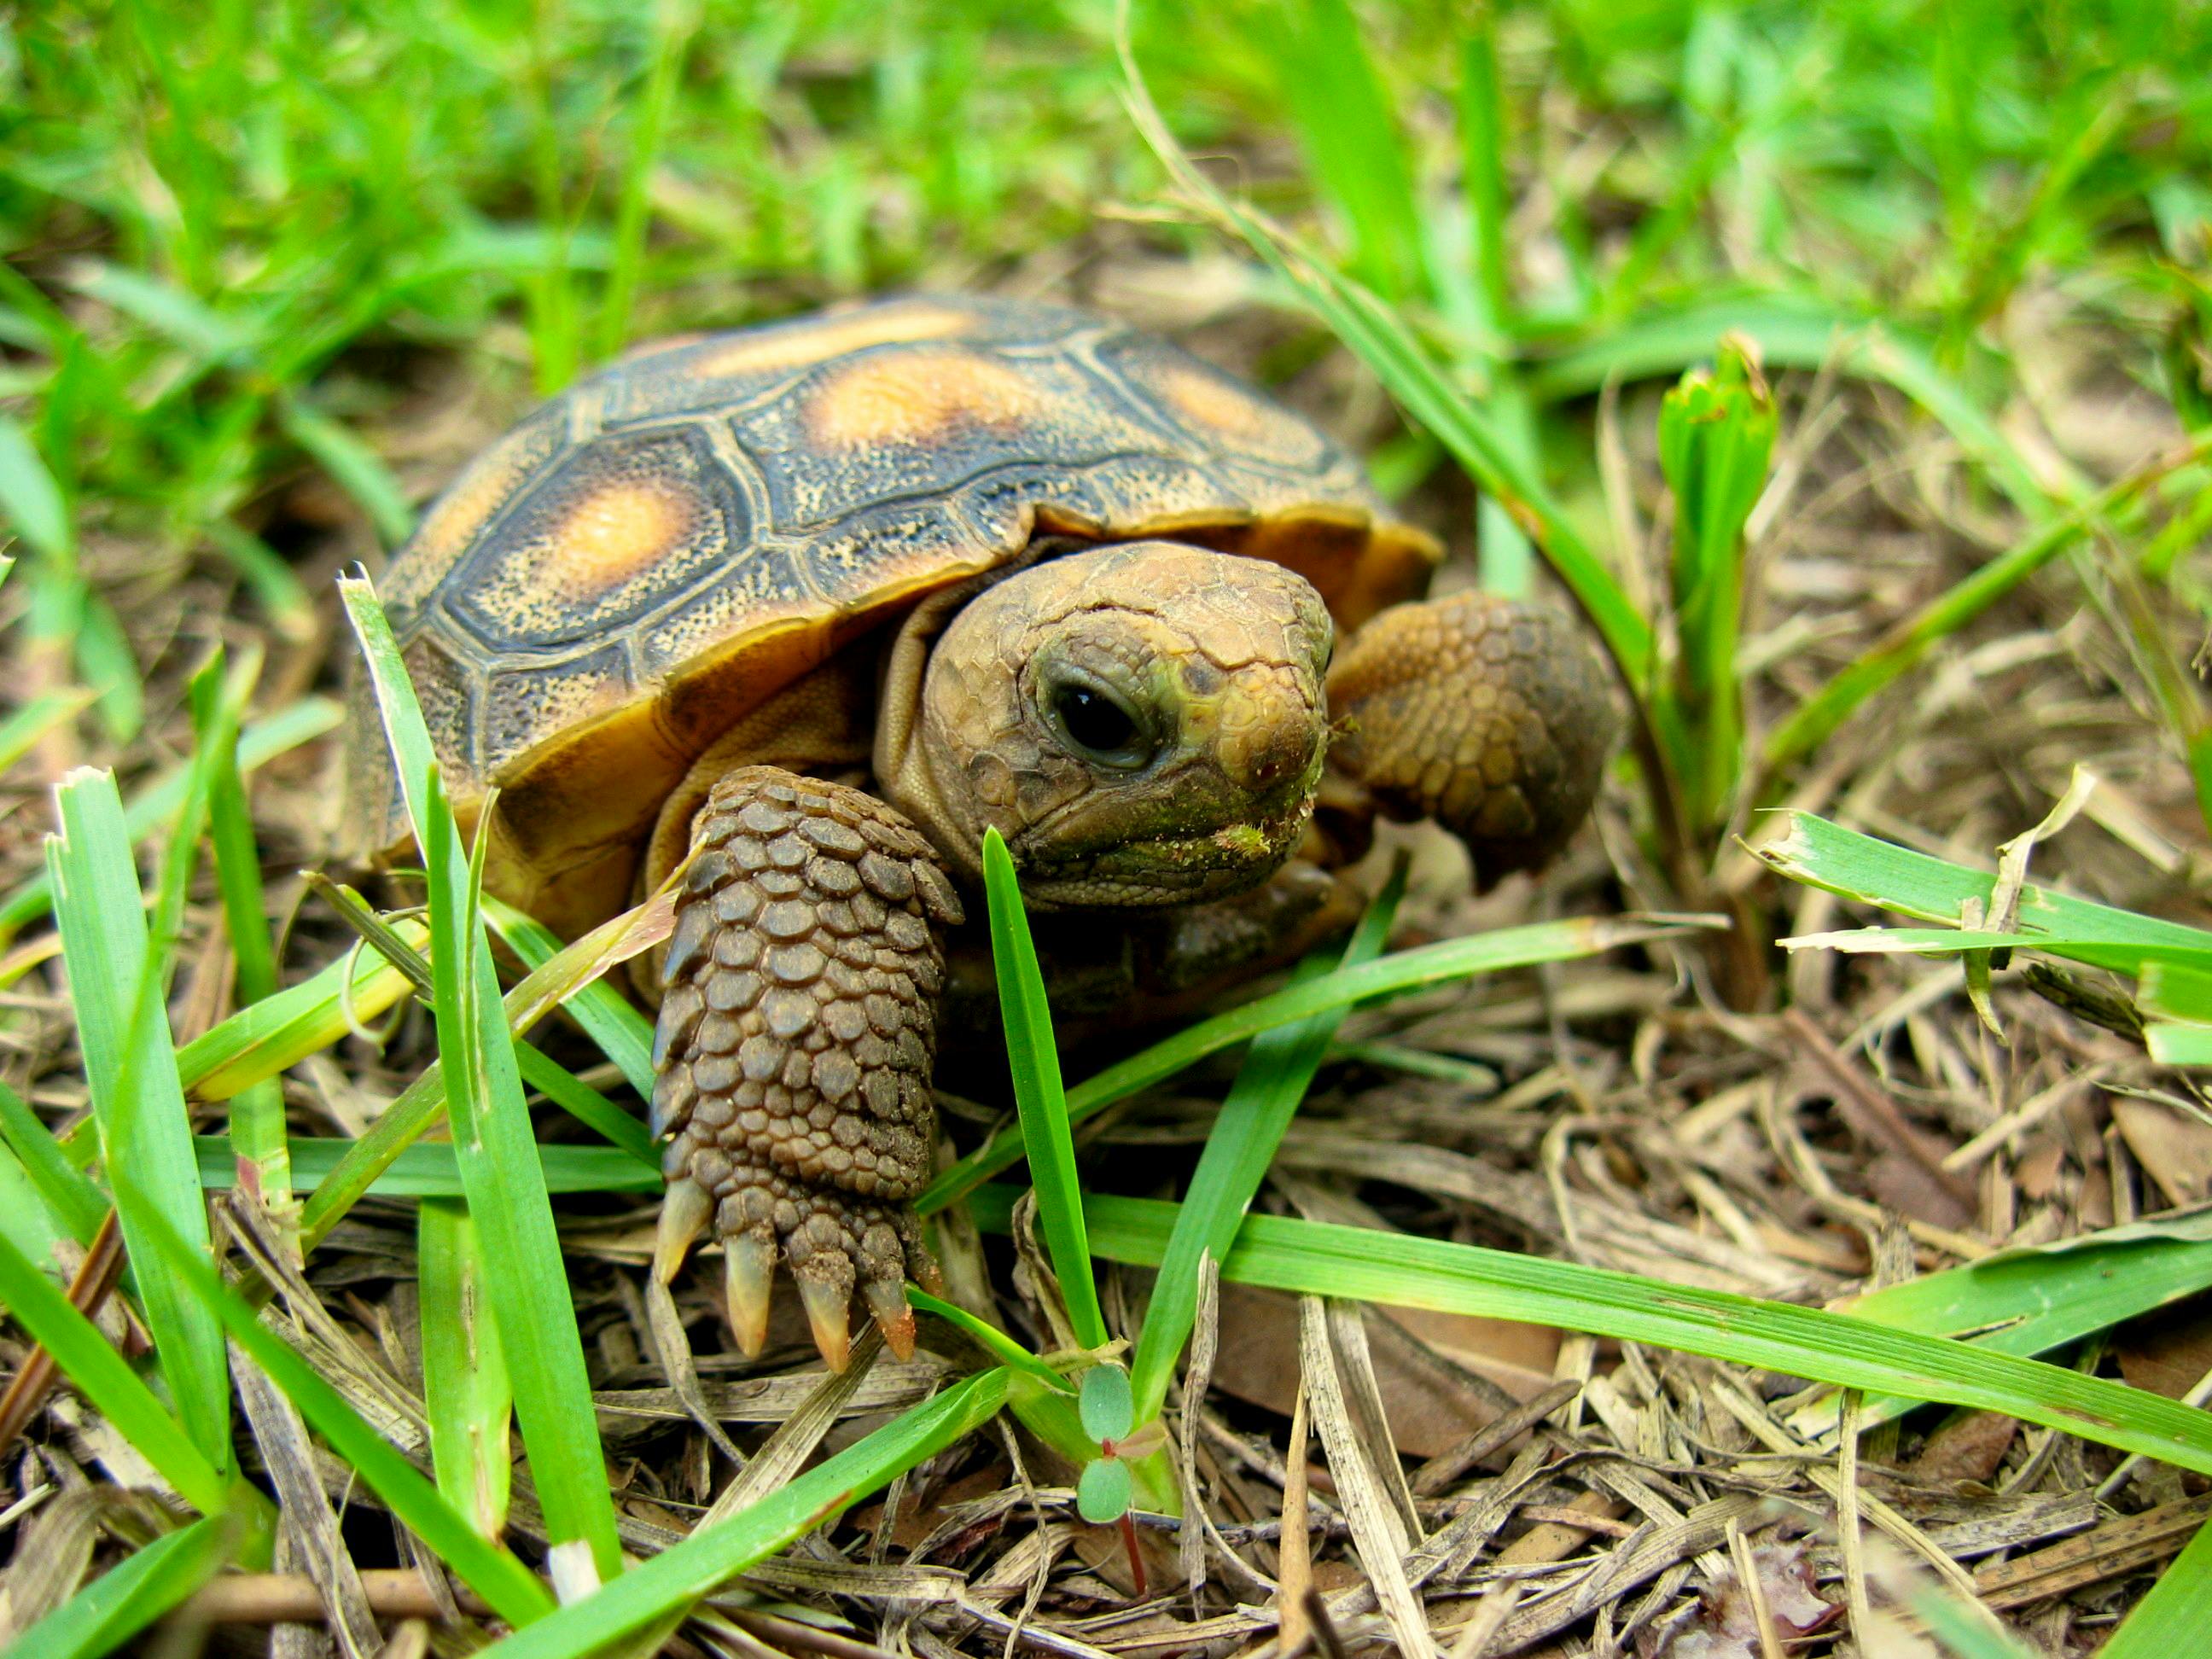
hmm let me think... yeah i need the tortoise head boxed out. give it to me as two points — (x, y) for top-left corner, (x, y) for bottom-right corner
(880, 543), (1333, 907)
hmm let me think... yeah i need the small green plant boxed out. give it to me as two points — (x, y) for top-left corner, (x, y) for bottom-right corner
(1761, 800), (2212, 1650)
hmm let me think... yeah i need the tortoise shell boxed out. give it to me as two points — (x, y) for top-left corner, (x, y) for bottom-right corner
(342, 294), (1441, 927)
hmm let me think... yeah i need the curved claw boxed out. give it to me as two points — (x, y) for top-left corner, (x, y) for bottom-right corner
(798, 1276), (853, 1373)
(655, 1178), (713, 1284)
(724, 1234), (776, 1359)
(864, 1278), (917, 1362)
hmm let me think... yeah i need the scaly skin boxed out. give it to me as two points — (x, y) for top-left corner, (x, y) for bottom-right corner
(1324, 591), (1615, 885)
(651, 766), (960, 1368)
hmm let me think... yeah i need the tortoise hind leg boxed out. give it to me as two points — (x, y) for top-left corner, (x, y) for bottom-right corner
(650, 765), (962, 1370)
(1324, 592), (1615, 888)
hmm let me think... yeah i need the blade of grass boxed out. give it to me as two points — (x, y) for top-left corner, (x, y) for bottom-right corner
(0, 689), (95, 775)
(476, 1368), (1011, 1659)
(1457, 15), (1512, 339)
(341, 572), (623, 1589)
(1272, 0), (1424, 302)
(485, 895), (654, 1097)
(188, 648), (293, 1214)
(1657, 335), (1774, 829)
(1126, 860), (1406, 1426)
(47, 767), (230, 1470)
(919, 914), (1696, 1213)
(5, 1512), (234, 1659)
(2096, 1510), (2212, 1658)
(972, 1186), (2212, 1477)
(1763, 434), (2212, 770)
(1119, 32), (1653, 691)
(420, 1198), (514, 1538)
(276, 397), (411, 544)
(595, 0), (693, 361)
(1526, 295), (2080, 515)
(0, 412), (72, 562)
(1790, 1214), (2212, 1434)
(0, 1078), (108, 1245)
(980, 826), (1106, 1352)
(0, 1228), (231, 1516)
(111, 1171), (557, 1627)
(196, 1136), (659, 1196)
(0, 696), (342, 939)
(1755, 811), (2212, 975)
(0, 1142), (72, 1279)
(177, 919), (424, 1101)
(905, 1288), (1075, 1392)
(1916, 1582), (2039, 1658)
(294, 884), (672, 1244)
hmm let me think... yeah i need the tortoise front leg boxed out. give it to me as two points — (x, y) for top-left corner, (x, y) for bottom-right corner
(1324, 592), (1615, 887)
(650, 765), (962, 1370)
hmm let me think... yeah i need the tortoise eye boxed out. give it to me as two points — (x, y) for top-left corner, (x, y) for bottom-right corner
(1047, 677), (1154, 771)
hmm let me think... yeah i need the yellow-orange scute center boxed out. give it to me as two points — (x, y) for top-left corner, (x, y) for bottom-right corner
(535, 478), (696, 597)
(689, 304), (975, 380)
(1155, 362), (1277, 444)
(804, 349), (1039, 449)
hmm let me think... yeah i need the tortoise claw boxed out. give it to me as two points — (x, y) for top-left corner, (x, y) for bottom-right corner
(655, 1178), (712, 1284)
(724, 1233), (776, 1358)
(798, 1276), (853, 1372)
(864, 1278), (917, 1362)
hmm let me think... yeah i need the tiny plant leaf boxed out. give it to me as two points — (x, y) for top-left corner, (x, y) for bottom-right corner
(1078, 1455), (1133, 1525)
(1079, 1362), (1134, 1445)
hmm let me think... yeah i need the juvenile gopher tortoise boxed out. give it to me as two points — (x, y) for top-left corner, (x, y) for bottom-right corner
(341, 294), (1613, 1367)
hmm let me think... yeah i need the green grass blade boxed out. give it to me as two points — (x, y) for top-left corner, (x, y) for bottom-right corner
(195, 1136), (659, 1196)
(919, 914), (1691, 1213)
(515, 1045), (654, 1164)
(1755, 811), (2212, 975)
(110, 1172), (557, 1627)
(595, 0), (692, 361)
(477, 1369), (1011, 1659)
(295, 889), (670, 1245)
(0, 688), (95, 775)
(1790, 1216), (2212, 1433)
(2097, 1511), (2212, 1658)
(0, 1228), (231, 1517)
(187, 649), (293, 1210)
(973, 1188), (2212, 1477)
(47, 768), (230, 1470)
(0, 1142), (73, 1279)
(1763, 435), (2212, 770)
(0, 696), (342, 939)
(1656, 336), (1773, 827)
(980, 827), (1106, 1352)
(485, 895), (655, 1097)
(341, 573), (624, 1588)
(277, 398), (412, 544)
(905, 1288), (1074, 1392)
(1457, 16), (1512, 337)
(177, 919), (424, 1101)
(0, 1078), (108, 1245)
(1126, 863), (1405, 1426)
(1525, 296), (2078, 515)
(1917, 1583), (2039, 1658)
(420, 1197), (514, 1538)
(0, 411), (73, 562)
(5, 1512), (233, 1659)
(1272, 0), (1423, 302)
(1120, 41), (1654, 690)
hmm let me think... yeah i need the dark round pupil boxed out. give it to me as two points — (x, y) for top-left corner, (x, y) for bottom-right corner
(1056, 686), (1137, 756)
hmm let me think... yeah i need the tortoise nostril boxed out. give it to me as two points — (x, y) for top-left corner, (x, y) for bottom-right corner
(1227, 713), (1321, 794)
